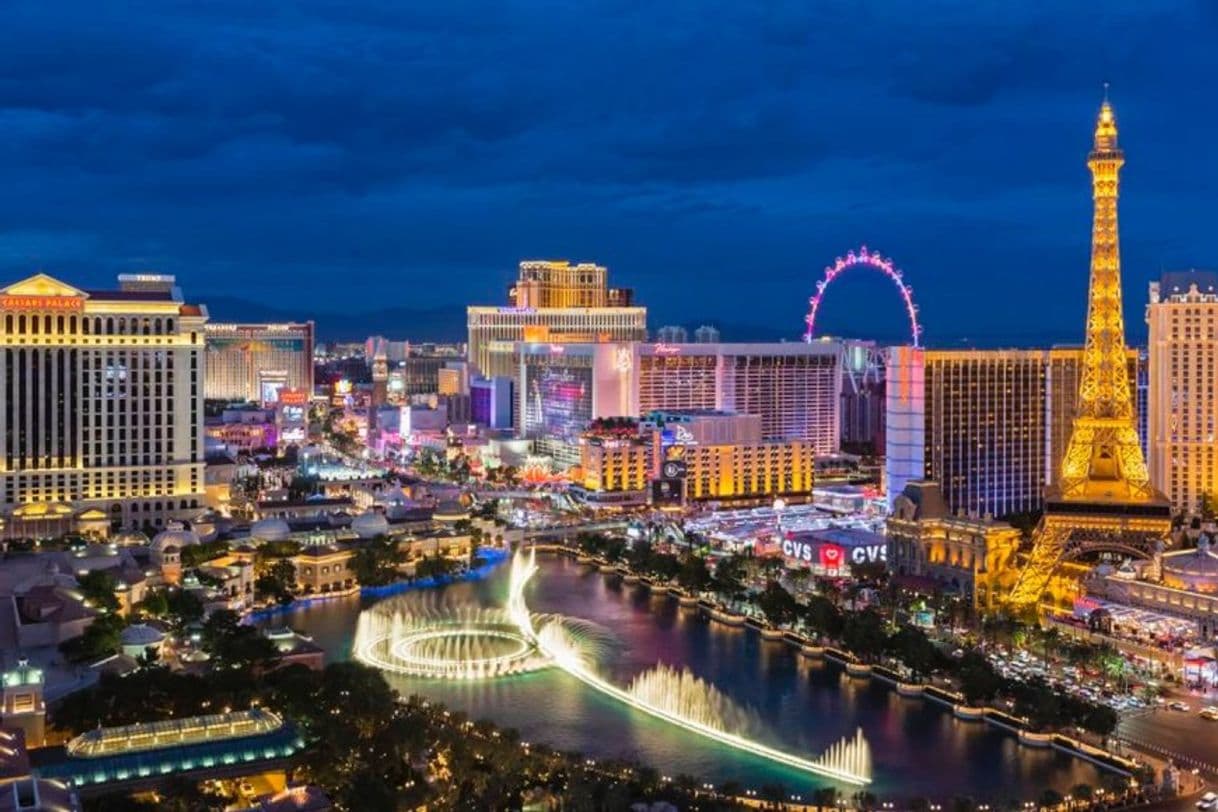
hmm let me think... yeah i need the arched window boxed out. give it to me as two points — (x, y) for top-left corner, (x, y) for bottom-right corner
(106, 318), (114, 334)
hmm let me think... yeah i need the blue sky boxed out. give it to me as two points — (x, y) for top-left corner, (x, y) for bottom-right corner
(1, 2), (1215, 343)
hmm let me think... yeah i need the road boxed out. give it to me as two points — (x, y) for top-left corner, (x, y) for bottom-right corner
(1117, 705), (1218, 777)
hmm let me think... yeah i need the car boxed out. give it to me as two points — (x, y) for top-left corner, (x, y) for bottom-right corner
(1196, 791), (1216, 809)
(1200, 707), (1218, 721)
(1169, 701), (1191, 712)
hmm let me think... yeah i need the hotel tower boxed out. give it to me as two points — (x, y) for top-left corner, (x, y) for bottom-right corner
(0, 273), (207, 537)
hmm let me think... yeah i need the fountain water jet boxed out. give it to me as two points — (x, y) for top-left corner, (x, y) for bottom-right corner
(355, 548), (874, 785)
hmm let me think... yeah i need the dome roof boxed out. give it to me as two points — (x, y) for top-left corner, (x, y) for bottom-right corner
(113, 530), (150, 547)
(433, 500), (470, 522)
(1163, 539), (1218, 593)
(152, 524), (201, 553)
(251, 517), (292, 543)
(351, 510), (389, 540)
(119, 623), (166, 646)
(191, 514), (219, 542)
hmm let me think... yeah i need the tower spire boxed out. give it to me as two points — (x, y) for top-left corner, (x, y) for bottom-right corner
(1005, 95), (1172, 612)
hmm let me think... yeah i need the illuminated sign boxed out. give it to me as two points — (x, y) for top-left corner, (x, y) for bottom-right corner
(781, 539), (886, 567)
(0, 295), (84, 311)
(653, 343), (682, 355)
(334, 379), (353, 395)
(278, 389), (309, 405)
(522, 325), (550, 342)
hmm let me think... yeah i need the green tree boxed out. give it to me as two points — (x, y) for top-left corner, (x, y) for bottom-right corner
(202, 609), (276, 671)
(803, 595), (844, 639)
(676, 555), (711, 593)
(757, 582), (797, 627)
(350, 537), (405, 587)
(841, 608), (887, 662)
(75, 569), (121, 614)
(61, 613), (126, 663)
(886, 626), (940, 680)
(957, 649), (1005, 706)
(256, 558), (297, 605)
(414, 555), (458, 581)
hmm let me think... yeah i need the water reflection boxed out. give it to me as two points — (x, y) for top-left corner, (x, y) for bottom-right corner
(259, 555), (1102, 799)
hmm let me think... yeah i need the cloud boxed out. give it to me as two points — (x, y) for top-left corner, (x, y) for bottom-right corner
(0, 0), (1212, 341)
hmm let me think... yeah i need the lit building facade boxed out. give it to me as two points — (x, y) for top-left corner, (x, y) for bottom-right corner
(923, 349), (1048, 518)
(1147, 270), (1218, 515)
(886, 480), (1021, 610)
(635, 341), (841, 454)
(204, 321), (314, 403)
(0, 273), (207, 535)
(467, 260), (647, 377)
(883, 346), (1144, 518)
(517, 342), (638, 466)
(575, 410), (815, 508)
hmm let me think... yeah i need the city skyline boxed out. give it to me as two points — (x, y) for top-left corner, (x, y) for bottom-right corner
(2, 3), (1216, 344)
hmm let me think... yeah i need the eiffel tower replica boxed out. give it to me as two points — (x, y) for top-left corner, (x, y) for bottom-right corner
(1006, 94), (1172, 612)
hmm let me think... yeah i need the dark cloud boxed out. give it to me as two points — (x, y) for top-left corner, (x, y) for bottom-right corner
(0, 1), (1213, 342)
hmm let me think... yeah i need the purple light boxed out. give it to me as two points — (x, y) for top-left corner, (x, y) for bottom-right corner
(803, 244), (922, 346)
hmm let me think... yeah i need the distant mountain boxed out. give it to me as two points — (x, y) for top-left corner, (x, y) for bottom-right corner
(201, 296), (467, 342)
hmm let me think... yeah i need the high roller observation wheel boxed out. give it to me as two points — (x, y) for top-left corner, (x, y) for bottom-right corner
(803, 246), (922, 347)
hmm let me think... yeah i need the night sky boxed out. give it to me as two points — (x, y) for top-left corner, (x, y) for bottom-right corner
(1, 2), (1215, 344)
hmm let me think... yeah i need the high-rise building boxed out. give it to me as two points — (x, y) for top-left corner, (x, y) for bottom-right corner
(635, 342), (841, 454)
(1008, 97), (1172, 611)
(1147, 270), (1218, 514)
(0, 273), (207, 535)
(471, 376), (514, 429)
(576, 411), (815, 508)
(517, 342), (639, 465)
(883, 346), (1144, 517)
(924, 349), (1050, 518)
(656, 325), (688, 343)
(841, 341), (886, 454)
(467, 260), (647, 377)
(204, 321), (314, 403)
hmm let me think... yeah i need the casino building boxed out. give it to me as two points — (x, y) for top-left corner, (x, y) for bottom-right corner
(0, 273), (207, 537)
(204, 321), (314, 404)
(575, 410), (815, 509)
(467, 260), (647, 378)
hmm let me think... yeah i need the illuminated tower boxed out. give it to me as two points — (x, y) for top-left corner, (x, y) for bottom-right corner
(1007, 95), (1172, 612)
(369, 344), (389, 433)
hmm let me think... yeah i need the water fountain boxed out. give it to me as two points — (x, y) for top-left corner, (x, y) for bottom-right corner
(354, 548), (874, 786)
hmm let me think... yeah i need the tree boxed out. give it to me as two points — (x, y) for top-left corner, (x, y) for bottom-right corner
(886, 626), (940, 680)
(75, 570), (120, 614)
(350, 537), (405, 587)
(61, 613), (125, 663)
(803, 595), (844, 640)
(841, 608), (887, 662)
(676, 555), (710, 593)
(256, 558), (297, 605)
(957, 649), (1005, 706)
(757, 582), (797, 627)
(415, 555), (458, 581)
(202, 609), (276, 671)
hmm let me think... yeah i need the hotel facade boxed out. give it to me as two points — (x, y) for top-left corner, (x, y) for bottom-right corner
(467, 260), (647, 378)
(1147, 270), (1218, 515)
(884, 346), (1143, 518)
(203, 321), (314, 403)
(517, 340), (842, 467)
(0, 273), (207, 537)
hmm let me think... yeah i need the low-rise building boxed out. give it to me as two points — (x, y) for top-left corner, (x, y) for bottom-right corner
(886, 480), (1021, 610)
(290, 546), (356, 596)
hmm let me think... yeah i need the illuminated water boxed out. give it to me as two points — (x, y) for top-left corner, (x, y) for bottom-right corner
(259, 555), (1105, 800)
